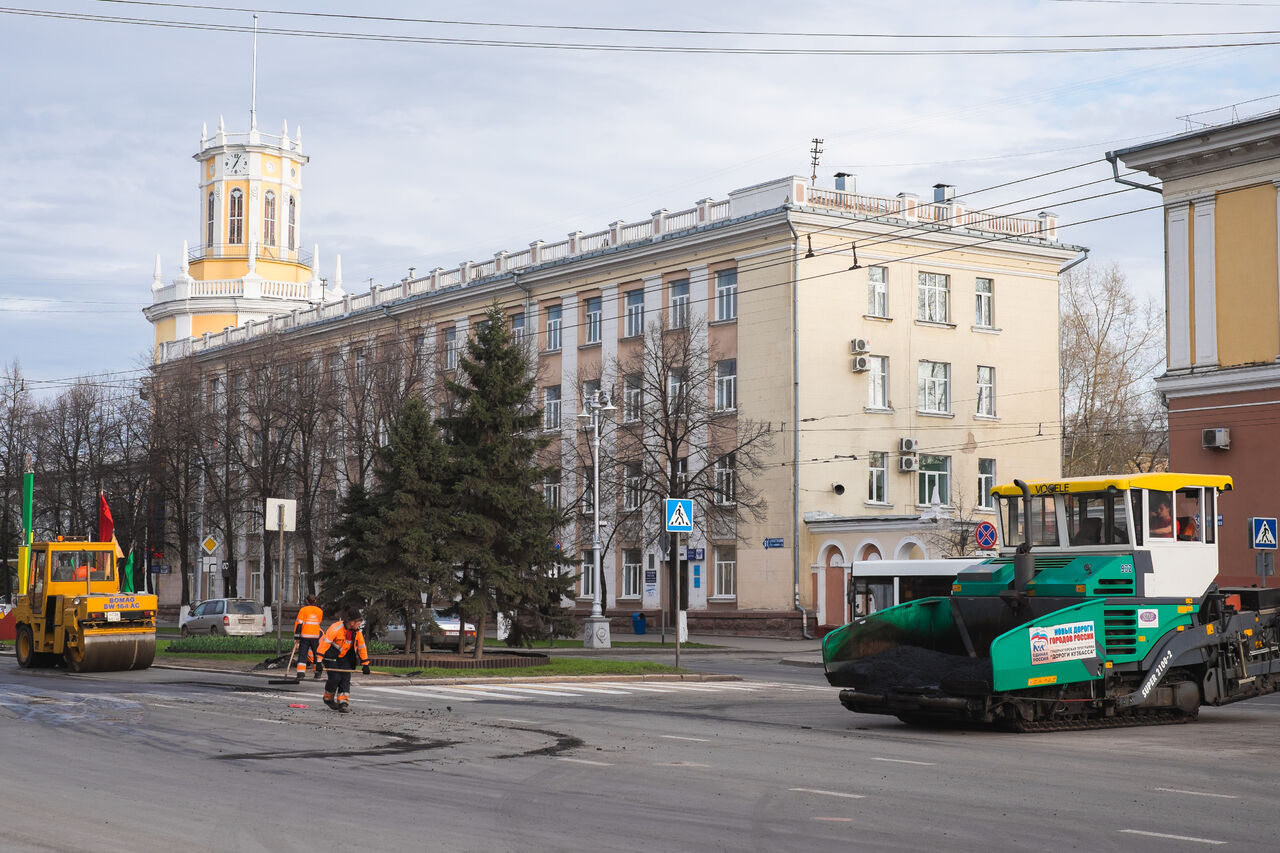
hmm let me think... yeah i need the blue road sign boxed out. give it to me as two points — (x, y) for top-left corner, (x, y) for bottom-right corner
(763, 537), (785, 549)
(665, 498), (693, 533)
(974, 521), (998, 550)
(1250, 517), (1277, 550)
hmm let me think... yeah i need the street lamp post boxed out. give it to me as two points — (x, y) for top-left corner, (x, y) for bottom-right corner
(578, 389), (616, 649)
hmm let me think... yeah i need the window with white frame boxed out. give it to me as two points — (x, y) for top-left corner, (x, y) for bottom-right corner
(715, 359), (737, 411)
(542, 471), (561, 508)
(585, 296), (602, 345)
(582, 466), (595, 515)
(623, 374), (642, 423)
(228, 189), (244, 245)
(580, 549), (596, 598)
(917, 271), (949, 323)
(546, 304), (562, 351)
(715, 269), (738, 321)
(714, 546), (737, 597)
(622, 549), (642, 597)
(544, 385), (561, 430)
(868, 451), (887, 503)
(667, 368), (686, 404)
(976, 365), (996, 416)
(714, 454), (736, 505)
(917, 360), (950, 414)
(675, 457), (688, 493)
(444, 327), (458, 370)
(625, 290), (644, 337)
(263, 190), (277, 246)
(670, 279), (690, 329)
(206, 191), (215, 248)
(918, 454), (951, 505)
(511, 312), (525, 343)
(978, 458), (996, 509)
(624, 462), (642, 510)
(287, 195), (296, 250)
(582, 378), (600, 403)
(867, 266), (888, 317)
(868, 355), (889, 409)
(975, 278), (994, 328)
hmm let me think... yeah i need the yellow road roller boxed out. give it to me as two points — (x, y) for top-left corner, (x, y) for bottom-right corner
(13, 539), (157, 672)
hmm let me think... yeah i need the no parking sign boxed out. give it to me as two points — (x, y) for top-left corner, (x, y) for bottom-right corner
(974, 521), (998, 550)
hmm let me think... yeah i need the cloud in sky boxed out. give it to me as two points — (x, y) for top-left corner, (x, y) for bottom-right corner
(1, 0), (1277, 391)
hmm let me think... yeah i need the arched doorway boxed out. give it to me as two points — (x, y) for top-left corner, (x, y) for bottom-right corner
(822, 546), (848, 628)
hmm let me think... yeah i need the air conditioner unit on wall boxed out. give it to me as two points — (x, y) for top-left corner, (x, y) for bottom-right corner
(899, 437), (920, 453)
(898, 456), (920, 472)
(850, 355), (870, 372)
(850, 338), (870, 354)
(1202, 427), (1230, 450)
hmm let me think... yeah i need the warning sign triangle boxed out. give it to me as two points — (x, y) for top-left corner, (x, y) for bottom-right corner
(1258, 521), (1277, 547)
(668, 502), (690, 529)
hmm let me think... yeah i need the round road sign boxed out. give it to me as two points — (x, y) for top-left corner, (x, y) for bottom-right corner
(974, 520), (998, 550)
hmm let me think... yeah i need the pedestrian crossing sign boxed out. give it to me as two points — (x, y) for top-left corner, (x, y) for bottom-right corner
(665, 498), (693, 533)
(1250, 517), (1277, 550)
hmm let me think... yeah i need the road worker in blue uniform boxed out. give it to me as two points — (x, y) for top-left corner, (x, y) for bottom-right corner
(314, 607), (370, 713)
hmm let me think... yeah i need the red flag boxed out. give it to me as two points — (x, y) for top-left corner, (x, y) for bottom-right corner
(98, 492), (114, 543)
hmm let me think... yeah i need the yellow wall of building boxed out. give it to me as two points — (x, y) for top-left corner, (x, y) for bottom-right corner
(1216, 183), (1279, 367)
(153, 316), (176, 349)
(192, 314), (239, 337)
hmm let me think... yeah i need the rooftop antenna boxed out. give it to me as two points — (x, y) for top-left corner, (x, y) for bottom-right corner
(809, 138), (824, 186)
(250, 14), (258, 130)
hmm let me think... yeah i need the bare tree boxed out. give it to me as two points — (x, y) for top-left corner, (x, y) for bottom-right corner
(0, 362), (33, 599)
(607, 318), (773, 620)
(1060, 262), (1168, 476)
(149, 358), (209, 606)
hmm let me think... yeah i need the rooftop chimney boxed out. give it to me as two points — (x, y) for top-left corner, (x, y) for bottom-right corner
(933, 183), (955, 203)
(834, 171), (854, 192)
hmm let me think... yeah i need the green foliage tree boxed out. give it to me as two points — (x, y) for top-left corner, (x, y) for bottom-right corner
(439, 306), (576, 652)
(315, 482), (382, 623)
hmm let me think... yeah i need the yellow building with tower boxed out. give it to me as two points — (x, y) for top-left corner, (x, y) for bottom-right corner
(144, 114), (340, 348)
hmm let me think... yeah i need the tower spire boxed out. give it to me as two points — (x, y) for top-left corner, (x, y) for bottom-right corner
(250, 14), (258, 130)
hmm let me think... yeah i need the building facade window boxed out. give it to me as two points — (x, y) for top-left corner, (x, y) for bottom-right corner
(206, 191), (215, 248)
(624, 462), (642, 510)
(917, 271), (949, 323)
(918, 454), (951, 505)
(867, 266), (888, 317)
(582, 466), (595, 516)
(917, 360), (951, 414)
(715, 359), (737, 411)
(975, 278), (994, 328)
(670, 278), (690, 329)
(584, 296), (602, 345)
(546, 304), (562, 351)
(622, 549), (642, 598)
(544, 385), (561, 430)
(714, 453), (736, 505)
(868, 451), (887, 503)
(714, 546), (737, 597)
(667, 368), (686, 403)
(978, 458), (996, 509)
(580, 550), (596, 598)
(228, 189), (244, 245)
(715, 269), (738, 321)
(868, 355), (889, 409)
(976, 365), (996, 416)
(623, 375), (642, 423)
(287, 195), (296, 250)
(543, 471), (561, 508)
(510, 312), (525, 342)
(443, 327), (458, 370)
(263, 190), (276, 246)
(625, 290), (644, 337)
(675, 457), (688, 493)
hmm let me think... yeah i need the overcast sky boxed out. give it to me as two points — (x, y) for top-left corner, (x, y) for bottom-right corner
(1, 0), (1276, 395)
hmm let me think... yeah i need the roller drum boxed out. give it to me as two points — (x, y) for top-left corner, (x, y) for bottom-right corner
(64, 631), (156, 672)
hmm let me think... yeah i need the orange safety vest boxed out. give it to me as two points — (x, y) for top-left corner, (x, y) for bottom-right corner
(316, 621), (369, 670)
(294, 605), (324, 638)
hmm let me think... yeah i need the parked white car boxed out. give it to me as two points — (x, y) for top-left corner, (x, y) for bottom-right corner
(181, 598), (267, 637)
(383, 609), (476, 650)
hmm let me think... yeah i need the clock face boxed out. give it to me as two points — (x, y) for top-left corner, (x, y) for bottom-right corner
(224, 153), (248, 175)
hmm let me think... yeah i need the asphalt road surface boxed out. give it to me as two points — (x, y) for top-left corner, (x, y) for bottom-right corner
(2, 659), (1278, 852)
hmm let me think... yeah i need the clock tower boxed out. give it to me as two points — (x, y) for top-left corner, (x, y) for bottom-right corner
(145, 115), (337, 355)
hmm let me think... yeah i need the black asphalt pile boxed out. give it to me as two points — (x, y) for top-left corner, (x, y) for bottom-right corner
(849, 645), (993, 693)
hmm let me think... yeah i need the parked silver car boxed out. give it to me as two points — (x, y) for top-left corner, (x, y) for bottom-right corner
(383, 609), (476, 650)
(181, 598), (267, 637)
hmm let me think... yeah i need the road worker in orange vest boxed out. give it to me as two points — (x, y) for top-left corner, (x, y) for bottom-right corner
(292, 593), (325, 681)
(314, 606), (370, 713)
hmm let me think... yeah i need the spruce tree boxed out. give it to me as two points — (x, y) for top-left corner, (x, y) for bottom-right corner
(439, 306), (575, 651)
(315, 482), (381, 617)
